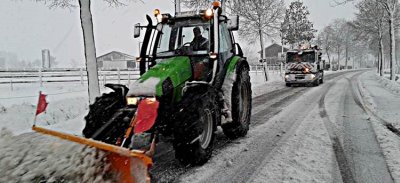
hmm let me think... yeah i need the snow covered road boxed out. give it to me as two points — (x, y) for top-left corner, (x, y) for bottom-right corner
(167, 70), (396, 183)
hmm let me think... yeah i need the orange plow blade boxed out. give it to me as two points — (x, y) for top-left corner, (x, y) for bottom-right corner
(32, 126), (152, 183)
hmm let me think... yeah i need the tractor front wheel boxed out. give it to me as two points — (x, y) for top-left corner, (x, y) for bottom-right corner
(83, 92), (129, 145)
(173, 87), (219, 165)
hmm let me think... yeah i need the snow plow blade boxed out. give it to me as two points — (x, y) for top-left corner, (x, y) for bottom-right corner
(32, 126), (152, 183)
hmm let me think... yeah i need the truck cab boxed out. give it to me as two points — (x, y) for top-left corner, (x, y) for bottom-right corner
(284, 45), (325, 87)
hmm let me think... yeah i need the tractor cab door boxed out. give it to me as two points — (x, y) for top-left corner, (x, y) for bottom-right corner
(218, 23), (234, 67)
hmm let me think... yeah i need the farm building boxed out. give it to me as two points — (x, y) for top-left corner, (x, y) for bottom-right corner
(97, 51), (137, 70)
(258, 43), (289, 65)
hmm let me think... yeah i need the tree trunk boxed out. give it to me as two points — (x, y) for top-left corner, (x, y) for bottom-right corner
(379, 36), (384, 76)
(389, 17), (396, 80)
(79, 0), (100, 104)
(345, 45), (348, 70)
(377, 50), (380, 74)
(326, 51), (332, 71)
(337, 46), (340, 70)
(259, 29), (268, 81)
(259, 29), (264, 59)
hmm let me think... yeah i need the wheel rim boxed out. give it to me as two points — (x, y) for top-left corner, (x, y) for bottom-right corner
(239, 82), (250, 125)
(199, 109), (213, 149)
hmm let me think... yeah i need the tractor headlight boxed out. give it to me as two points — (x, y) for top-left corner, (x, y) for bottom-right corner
(127, 97), (138, 106)
(205, 9), (213, 17)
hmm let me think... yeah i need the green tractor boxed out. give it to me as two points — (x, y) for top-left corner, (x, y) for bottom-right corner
(83, 3), (252, 165)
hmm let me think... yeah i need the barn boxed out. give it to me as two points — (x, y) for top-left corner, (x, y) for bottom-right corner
(97, 51), (137, 70)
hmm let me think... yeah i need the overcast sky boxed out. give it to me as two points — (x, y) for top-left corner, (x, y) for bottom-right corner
(0, 0), (356, 67)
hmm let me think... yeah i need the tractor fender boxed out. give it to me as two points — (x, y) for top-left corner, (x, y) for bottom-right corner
(221, 57), (249, 125)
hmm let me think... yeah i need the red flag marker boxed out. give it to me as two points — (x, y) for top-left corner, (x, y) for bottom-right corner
(36, 92), (48, 115)
(33, 91), (48, 126)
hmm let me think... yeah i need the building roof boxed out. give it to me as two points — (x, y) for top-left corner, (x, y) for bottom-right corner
(97, 51), (136, 61)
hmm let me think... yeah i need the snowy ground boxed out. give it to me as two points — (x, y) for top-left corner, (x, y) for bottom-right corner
(1, 69), (399, 183)
(357, 71), (400, 182)
(0, 70), (283, 135)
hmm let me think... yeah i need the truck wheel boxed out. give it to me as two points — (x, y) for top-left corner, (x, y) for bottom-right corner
(320, 75), (324, 84)
(222, 65), (252, 139)
(286, 83), (292, 87)
(173, 87), (219, 165)
(83, 92), (127, 144)
(313, 79), (320, 87)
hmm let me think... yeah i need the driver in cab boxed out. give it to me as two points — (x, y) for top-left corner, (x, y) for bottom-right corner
(191, 27), (209, 51)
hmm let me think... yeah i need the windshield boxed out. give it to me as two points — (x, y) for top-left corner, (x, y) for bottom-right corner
(156, 19), (210, 57)
(286, 52), (316, 63)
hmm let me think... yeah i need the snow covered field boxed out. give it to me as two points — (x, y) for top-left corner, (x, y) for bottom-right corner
(0, 70), (284, 135)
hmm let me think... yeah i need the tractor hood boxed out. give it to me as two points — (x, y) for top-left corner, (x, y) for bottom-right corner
(127, 56), (192, 97)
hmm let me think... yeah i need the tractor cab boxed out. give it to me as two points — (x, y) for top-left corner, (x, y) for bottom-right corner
(133, 4), (241, 83)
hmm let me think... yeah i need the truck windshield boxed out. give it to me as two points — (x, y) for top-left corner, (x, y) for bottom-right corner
(156, 19), (210, 57)
(286, 52), (315, 63)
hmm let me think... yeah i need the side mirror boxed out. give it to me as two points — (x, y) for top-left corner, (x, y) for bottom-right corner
(227, 16), (239, 31)
(134, 23), (141, 38)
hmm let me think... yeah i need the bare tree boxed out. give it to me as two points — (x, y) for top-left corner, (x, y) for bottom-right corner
(181, 0), (211, 10)
(377, 0), (398, 80)
(228, 0), (285, 59)
(329, 19), (347, 70)
(352, 0), (387, 75)
(32, 0), (132, 103)
(334, 0), (399, 78)
(317, 26), (335, 70)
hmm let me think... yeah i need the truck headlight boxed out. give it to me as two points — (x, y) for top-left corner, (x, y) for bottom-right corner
(310, 74), (316, 79)
(285, 75), (289, 79)
(127, 97), (138, 105)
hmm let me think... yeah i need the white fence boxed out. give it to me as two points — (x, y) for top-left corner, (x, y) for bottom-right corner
(1, 64), (285, 90)
(0, 69), (141, 86)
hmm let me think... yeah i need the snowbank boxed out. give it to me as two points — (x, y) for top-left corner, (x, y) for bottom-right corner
(250, 71), (286, 98)
(357, 71), (400, 182)
(0, 94), (88, 135)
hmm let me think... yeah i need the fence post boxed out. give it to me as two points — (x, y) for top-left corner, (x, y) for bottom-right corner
(117, 68), (121, 84)
(255, 65), (258, 75)
(103, 72), (107, 86)
(39, 68), (43, 87)
(80, 68), (84, 85)
(10, 79), (13, 91)
(128, 72), (131, 85)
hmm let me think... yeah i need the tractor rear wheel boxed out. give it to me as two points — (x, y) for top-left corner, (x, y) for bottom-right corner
(222, 65), (252, 139)
(173, 87), (219, 165)
(83, 92), (128, 145)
